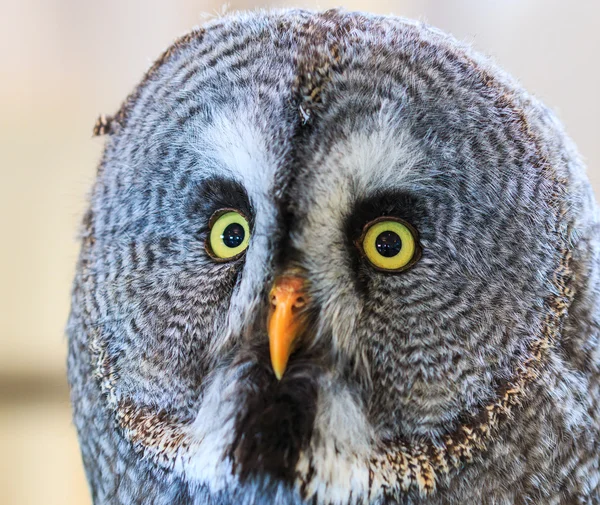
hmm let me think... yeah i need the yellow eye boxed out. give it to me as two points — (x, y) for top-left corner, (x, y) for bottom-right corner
(359, 218), (421, 272)
(206, 210), (250, 260)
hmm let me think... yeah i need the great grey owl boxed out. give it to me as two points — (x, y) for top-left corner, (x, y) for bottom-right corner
(67, 9), (600, 505)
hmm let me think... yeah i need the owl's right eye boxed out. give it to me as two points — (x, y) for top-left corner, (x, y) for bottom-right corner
(205, 209), (250, 261)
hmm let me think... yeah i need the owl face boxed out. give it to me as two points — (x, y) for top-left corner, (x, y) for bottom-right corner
(72, 10), (577, 504)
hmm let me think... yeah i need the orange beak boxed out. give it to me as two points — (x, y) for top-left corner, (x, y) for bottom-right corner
(268, 273), (308, 380)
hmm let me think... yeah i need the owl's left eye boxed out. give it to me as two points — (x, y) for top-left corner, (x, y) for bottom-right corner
(206, 209), (250, 261)
(358, 217), (421, 272)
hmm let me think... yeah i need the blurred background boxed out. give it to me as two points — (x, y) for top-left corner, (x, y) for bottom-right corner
(0, 1), (598, 503)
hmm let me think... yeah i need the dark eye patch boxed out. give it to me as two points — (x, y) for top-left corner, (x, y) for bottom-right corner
(344, 190), (428, 293)
(187, 177), (254, 232)
(345, 190), (427, 242)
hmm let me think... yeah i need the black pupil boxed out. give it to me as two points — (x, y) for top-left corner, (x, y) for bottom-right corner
(375, 230), (402, 257)
(221, 222), (245, 248)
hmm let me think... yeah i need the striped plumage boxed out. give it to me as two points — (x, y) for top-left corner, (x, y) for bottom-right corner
(69, 9), (600, 504)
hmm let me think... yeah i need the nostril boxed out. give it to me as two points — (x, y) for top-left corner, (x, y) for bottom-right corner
(270, 295), (278, 307)
(293, 296), (306, 308)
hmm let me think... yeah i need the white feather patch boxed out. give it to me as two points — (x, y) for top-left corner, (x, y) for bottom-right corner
(296, 376), (374, 504)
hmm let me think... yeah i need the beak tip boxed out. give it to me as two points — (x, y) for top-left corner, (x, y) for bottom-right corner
(272, 362), (286, 380)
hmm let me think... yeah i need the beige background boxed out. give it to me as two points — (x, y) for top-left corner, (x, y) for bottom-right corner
(0, 1), (598, 504)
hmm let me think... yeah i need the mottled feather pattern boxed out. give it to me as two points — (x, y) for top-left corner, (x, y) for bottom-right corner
(68, 9), (600, 504)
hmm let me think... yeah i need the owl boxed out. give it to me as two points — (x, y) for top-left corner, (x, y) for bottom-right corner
(68, 9), (600, 505)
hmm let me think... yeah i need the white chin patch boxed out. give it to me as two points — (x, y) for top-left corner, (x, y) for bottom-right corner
(296, 376), (374, 504)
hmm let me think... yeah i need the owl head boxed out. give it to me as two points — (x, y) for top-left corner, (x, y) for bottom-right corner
(68, 9), (597, 505)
